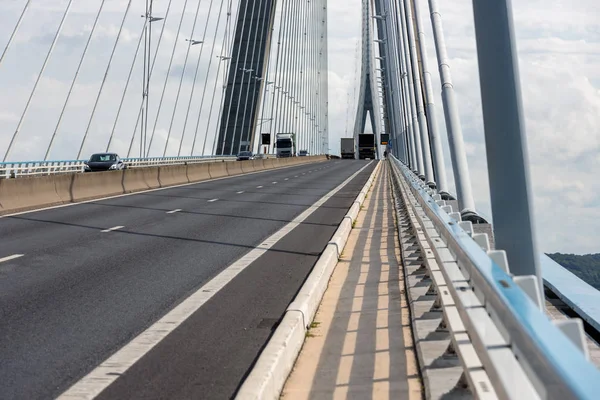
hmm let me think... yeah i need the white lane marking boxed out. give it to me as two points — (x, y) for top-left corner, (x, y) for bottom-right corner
(208, 198), (219, 203)
(272, 181), (277, 184)
(294, 176), (298, 178)
(166, 209), (182, 214)
(237, 191), (245, 194)
(284, 178), (289, 181)
(0, 254), (24, 263)
(257, 185), (263, 188)
(58, 161), (373, 400)
(101, 226), (124, 233)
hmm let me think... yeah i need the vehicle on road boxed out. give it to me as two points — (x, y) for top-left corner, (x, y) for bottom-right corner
(236, 151), (255, 161)
(275, 133), (296, 157)
(84, 153), (127, 172)
(340, 137), (355, 159)
(298, 150), (308, 156)
(358, 133), (375, 159)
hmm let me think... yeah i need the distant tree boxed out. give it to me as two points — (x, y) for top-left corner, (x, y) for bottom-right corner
(547, 253), (600, 290)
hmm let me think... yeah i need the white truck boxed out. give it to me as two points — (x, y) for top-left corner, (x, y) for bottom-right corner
(340, 137), (355, 159)
(275, 133), (296, 157)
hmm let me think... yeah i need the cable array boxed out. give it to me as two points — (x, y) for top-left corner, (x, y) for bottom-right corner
(0, 0), (327, 161)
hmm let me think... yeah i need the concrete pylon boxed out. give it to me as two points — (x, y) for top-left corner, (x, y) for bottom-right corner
(216, 0), (277, 156)
(353, 0), (382, 160)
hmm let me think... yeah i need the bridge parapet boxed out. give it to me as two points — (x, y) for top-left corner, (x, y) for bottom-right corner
(389, 155), (600, 399)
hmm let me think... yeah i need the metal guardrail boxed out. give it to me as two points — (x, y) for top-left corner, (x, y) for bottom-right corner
(389, 155), (600, 400)
(0, 155), (278, 178)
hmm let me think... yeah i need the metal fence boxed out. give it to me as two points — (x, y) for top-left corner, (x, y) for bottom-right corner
(389, 155), (600, 399)
(0, 154), (278, 178)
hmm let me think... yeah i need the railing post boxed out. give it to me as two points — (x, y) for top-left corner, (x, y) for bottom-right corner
(471, 0), (542, 299)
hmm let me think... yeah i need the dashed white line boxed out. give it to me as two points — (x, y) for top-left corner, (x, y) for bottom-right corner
(284, 178), (289, 181)
(166, 209), (182, 214)
(257, 185), (263, 188)
(294, 176), (298, 178)
(208, 198), (219, 203)
(0, 254), (24, 263)
(272, 181), (277, 184)
(237, 191), (245, 194)
(58, 160), (374, 400)
(101, 226), (124, 233)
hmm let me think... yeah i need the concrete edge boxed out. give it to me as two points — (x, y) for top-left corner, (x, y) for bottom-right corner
(235, 160), (381, 400)
(0, 157), (328, 216)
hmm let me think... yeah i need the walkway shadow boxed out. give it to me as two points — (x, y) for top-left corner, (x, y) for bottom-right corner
(295, 166), (414, 399)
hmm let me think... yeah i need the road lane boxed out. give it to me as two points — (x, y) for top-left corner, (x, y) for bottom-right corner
(0, 160), (374, 400)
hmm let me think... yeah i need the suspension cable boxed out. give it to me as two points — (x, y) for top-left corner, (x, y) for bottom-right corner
(162, 0), (206, 156)
(145, 0), (191, 157)
(105, 8), (148, 153)
(3, 0), (74, 162)
(126, 0), (175, 158)
(0, 0), (32, 68)
(45, 0), (107, 160)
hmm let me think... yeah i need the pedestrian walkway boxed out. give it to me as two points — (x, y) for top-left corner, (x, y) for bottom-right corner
(282, 163), (422, 399)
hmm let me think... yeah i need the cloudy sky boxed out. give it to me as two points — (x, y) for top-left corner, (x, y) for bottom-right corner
(0, 0), (598, 255)
(327, 0), (599, 255)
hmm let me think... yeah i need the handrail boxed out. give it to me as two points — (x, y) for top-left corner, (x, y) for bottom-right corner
(389, 155), (600, 399)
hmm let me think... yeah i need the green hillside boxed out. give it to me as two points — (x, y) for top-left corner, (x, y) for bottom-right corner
(547, 253), (600, 290)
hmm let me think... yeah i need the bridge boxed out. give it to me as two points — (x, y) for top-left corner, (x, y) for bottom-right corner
(0, 1), (598, 399)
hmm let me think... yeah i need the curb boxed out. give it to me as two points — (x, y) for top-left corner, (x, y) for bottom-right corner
(235, 160), (382, 400)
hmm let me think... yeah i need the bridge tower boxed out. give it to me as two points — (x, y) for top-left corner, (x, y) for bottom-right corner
(353, 0), (382, 160)
(215, 0), (278, 156)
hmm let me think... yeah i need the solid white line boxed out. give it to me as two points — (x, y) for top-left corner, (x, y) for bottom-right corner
(0, 254), (24, 263)
(237, 191), (245, 194)
(166, 209), (182, 214)
(58, 161), (373, 400)
(101, 226), (124, 233)
(208, 198), (219, 203)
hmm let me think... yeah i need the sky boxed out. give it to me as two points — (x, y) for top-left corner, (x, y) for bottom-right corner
(0, 0), (598, 255)
(326, 0), (600, 255)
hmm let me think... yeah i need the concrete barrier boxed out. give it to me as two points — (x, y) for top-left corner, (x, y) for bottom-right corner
(226, 161), (244, 176)
(187, 163), (211, 182)
(264, 158), (276, 169)
(209, 162), (228, 179)
(0, 174), (70, 213)
(252, 159), (266, 171)
(241, 160), (255, 173)
(122, 167), (160, 193)
(157, 165), (189, 187)
(71, 171), (125, 202)
(0, 155), (329, 215)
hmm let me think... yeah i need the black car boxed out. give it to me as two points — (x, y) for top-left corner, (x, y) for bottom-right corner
(84, 153), (127, 172)
(236, 151), (255, 161)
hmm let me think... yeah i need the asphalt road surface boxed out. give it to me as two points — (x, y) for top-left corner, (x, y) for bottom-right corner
(0, 159), (375, 400)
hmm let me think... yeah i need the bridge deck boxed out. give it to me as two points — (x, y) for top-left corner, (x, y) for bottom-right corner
(282, 164), (421, 399)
